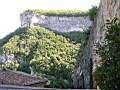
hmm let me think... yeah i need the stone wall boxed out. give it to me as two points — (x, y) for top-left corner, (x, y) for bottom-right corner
(20, 11), (92, 32)
(74, 0), (120, 89)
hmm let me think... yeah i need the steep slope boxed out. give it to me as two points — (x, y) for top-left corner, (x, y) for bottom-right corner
(0, 27), (80, 88)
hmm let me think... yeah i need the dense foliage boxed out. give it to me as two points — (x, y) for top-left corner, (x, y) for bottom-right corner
(25, 9), (88, 16)
(56, 31), (85, 43)
(0, 27), (80, 88)
(88, 6), (97, 21)
(96, 18), (120, 90)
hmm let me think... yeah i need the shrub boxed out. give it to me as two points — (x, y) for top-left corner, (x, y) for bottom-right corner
(96, 18), (120, 90)
(88, 6), (97, 21)
(0, 27), (80, 88)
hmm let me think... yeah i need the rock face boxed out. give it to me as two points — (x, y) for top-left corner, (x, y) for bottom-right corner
(74, 40), (93, 89)
(0, 11), (92, 66)
(74, 0), (120, 89)
(20, 11), (92, 32)
(93, 0), (120, 71)
(0, 54), (14, 64)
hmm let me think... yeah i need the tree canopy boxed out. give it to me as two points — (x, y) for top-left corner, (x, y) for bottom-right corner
(0, 27), (80, 88)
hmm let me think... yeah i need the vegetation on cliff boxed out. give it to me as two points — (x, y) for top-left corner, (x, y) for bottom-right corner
(96, 18), (120, 90)
(25, 9), (88, 16)
(88, 6), (97, 21)
(0, 27), (80, 88)
(56, 31), (85, 43)
(0, 7), (95, 89)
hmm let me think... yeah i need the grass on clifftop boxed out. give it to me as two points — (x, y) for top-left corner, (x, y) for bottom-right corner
(24, 9), (88, 16)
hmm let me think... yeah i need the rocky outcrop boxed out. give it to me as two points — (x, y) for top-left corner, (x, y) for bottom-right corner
(74, 40), (93, 89)
(20, 11), (92, 32)
(0, 54), (24, 65)
(0, 54), (14, 64)
(74, 0), (120, 89)
(0, 11), (92, 64)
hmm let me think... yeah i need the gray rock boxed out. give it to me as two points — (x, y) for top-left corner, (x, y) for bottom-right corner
(74, 0), (120, 89)
(20, 11), (92, 32)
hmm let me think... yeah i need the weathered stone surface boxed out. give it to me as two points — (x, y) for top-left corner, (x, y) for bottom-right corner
(20, 11), (92, 32)
(74, 27), (93, 89)
(0, 54), (14, 64)
(0, 54), (24, 65)
(74, 0), (120, 89)
(93, 0), (120, 70)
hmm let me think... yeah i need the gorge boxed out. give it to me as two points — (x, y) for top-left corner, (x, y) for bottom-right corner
(0, 0), (120, 89)
(74, 0), (120, 89)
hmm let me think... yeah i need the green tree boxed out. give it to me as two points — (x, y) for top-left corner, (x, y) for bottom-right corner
(88, 6), (97, 21)
(56, 31), (85, 43)
(0, 27), (80, 88)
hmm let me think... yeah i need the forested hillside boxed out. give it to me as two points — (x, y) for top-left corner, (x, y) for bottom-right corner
(0, 27), (80, 88)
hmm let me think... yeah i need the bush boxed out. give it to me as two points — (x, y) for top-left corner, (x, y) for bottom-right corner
(96, 18), (120, 90)
(88, 6), (97, 21)
(0, 27), (80, 88)
(56, 31), (85, 43)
